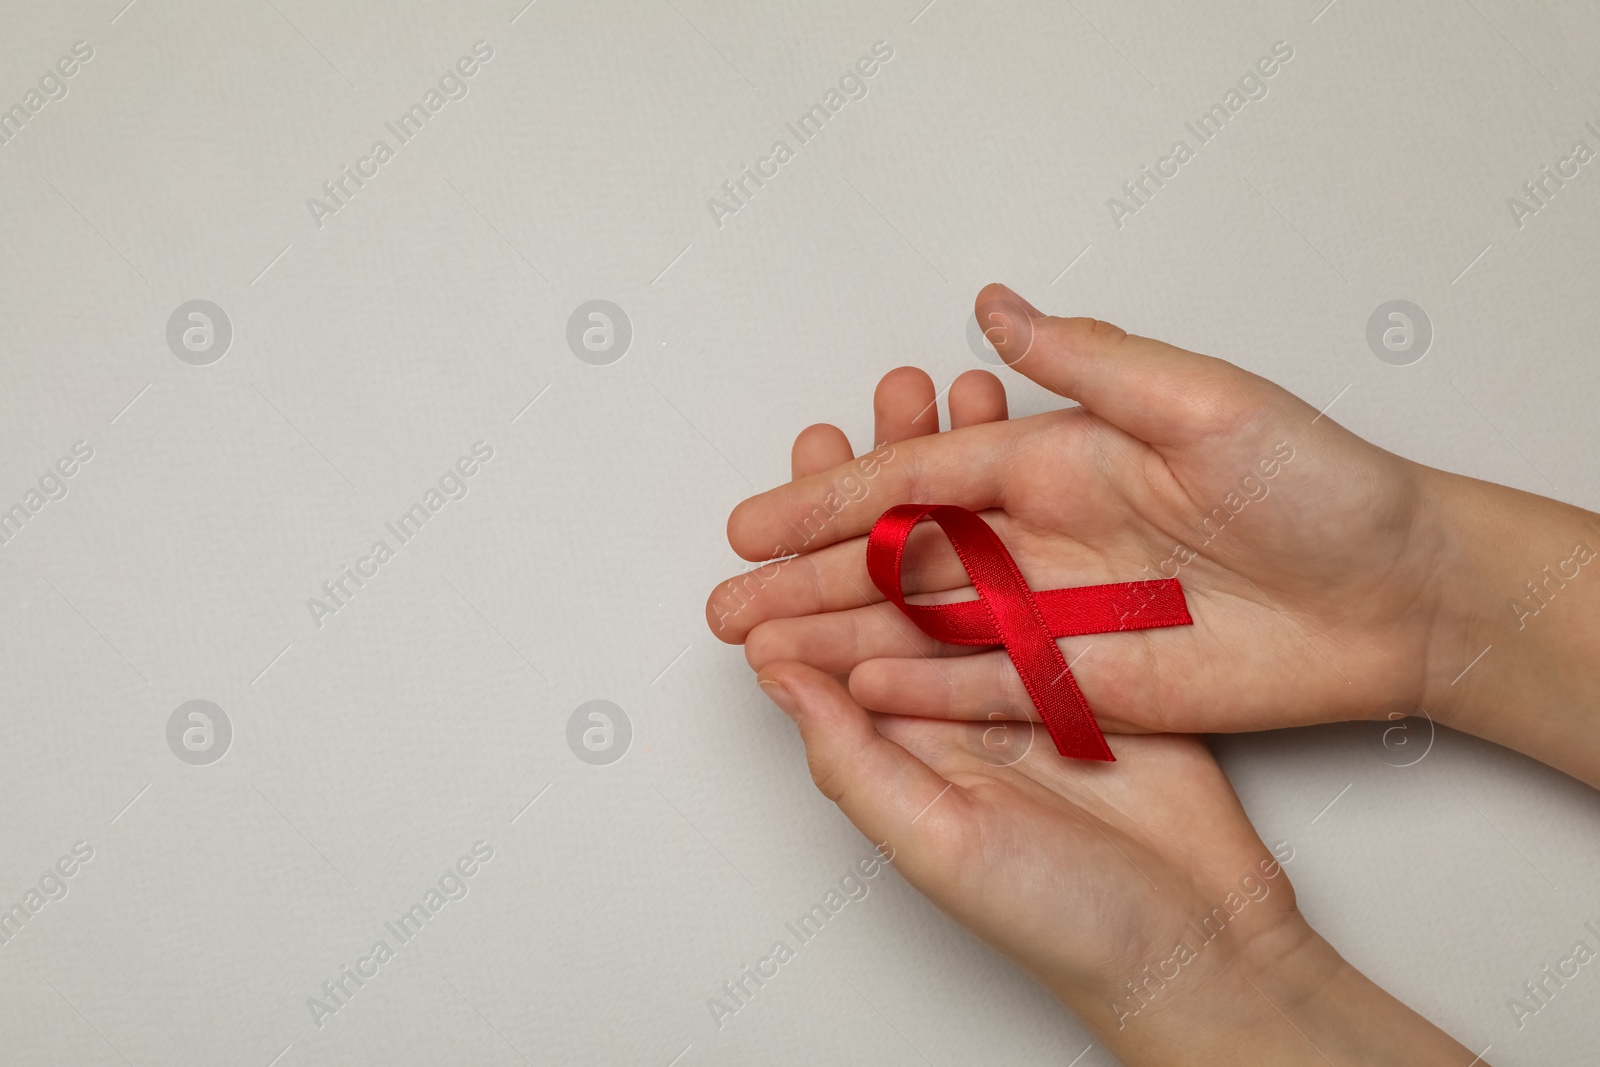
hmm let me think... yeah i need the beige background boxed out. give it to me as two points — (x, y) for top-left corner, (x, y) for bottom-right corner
(1, 0), (1598, 1064)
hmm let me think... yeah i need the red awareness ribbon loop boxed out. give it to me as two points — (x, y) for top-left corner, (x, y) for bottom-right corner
(865, 504), (1193, 762)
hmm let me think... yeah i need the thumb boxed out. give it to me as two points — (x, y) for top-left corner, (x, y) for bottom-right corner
(756, 661), (962, 849)
(974, 283), (1277, 446)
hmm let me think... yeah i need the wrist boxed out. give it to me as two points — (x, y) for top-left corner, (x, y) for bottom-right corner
(1049, 908), (1327, 1066)
(1055, 909), (1474, 1065)
(1417, 464), (1600, 783)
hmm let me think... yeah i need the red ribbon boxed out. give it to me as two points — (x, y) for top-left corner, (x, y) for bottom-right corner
(865, 504), (1193, 762)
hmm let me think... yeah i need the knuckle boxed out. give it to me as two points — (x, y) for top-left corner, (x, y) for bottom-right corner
(1040, 315), (1127, 352)
(809, 756), (851, 805)
(845, 610), (869, 662)
(742, 621), (783, 670)
(1083, 316), (1129, 345)
(802, 555), (827, 614)
(1170, 362), (1263, 439)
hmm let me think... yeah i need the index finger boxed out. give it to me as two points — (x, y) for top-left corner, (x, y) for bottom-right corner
(726, 416), (1019, 561)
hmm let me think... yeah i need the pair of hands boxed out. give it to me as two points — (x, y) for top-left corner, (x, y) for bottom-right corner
(706, 284), (1597, 1062)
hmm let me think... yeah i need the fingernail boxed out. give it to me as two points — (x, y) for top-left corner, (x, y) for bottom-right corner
(758, 678), (799, 719)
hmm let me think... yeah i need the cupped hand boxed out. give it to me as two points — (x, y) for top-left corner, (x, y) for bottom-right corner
(753, 660), (1475, 1064)
(710, 285), (1463, 737)
(756, 657), (1303, 1035)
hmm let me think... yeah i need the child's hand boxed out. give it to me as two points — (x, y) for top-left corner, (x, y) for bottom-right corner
(710, 285), (1600, 785)
(752, 660), (1478, 1063)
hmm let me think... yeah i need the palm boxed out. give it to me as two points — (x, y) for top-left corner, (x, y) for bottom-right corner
(902, 721), (1292, 981)
(770, 671), (1299, 1002)
(942, 401), (1439, 733)
(714, 303), (1446, 736)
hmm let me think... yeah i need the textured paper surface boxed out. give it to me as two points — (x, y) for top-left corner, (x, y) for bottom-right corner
(2, 1), (1598, 1064)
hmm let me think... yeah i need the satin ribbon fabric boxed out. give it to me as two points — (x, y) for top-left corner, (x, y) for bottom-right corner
(865, 504), (1193, 761)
